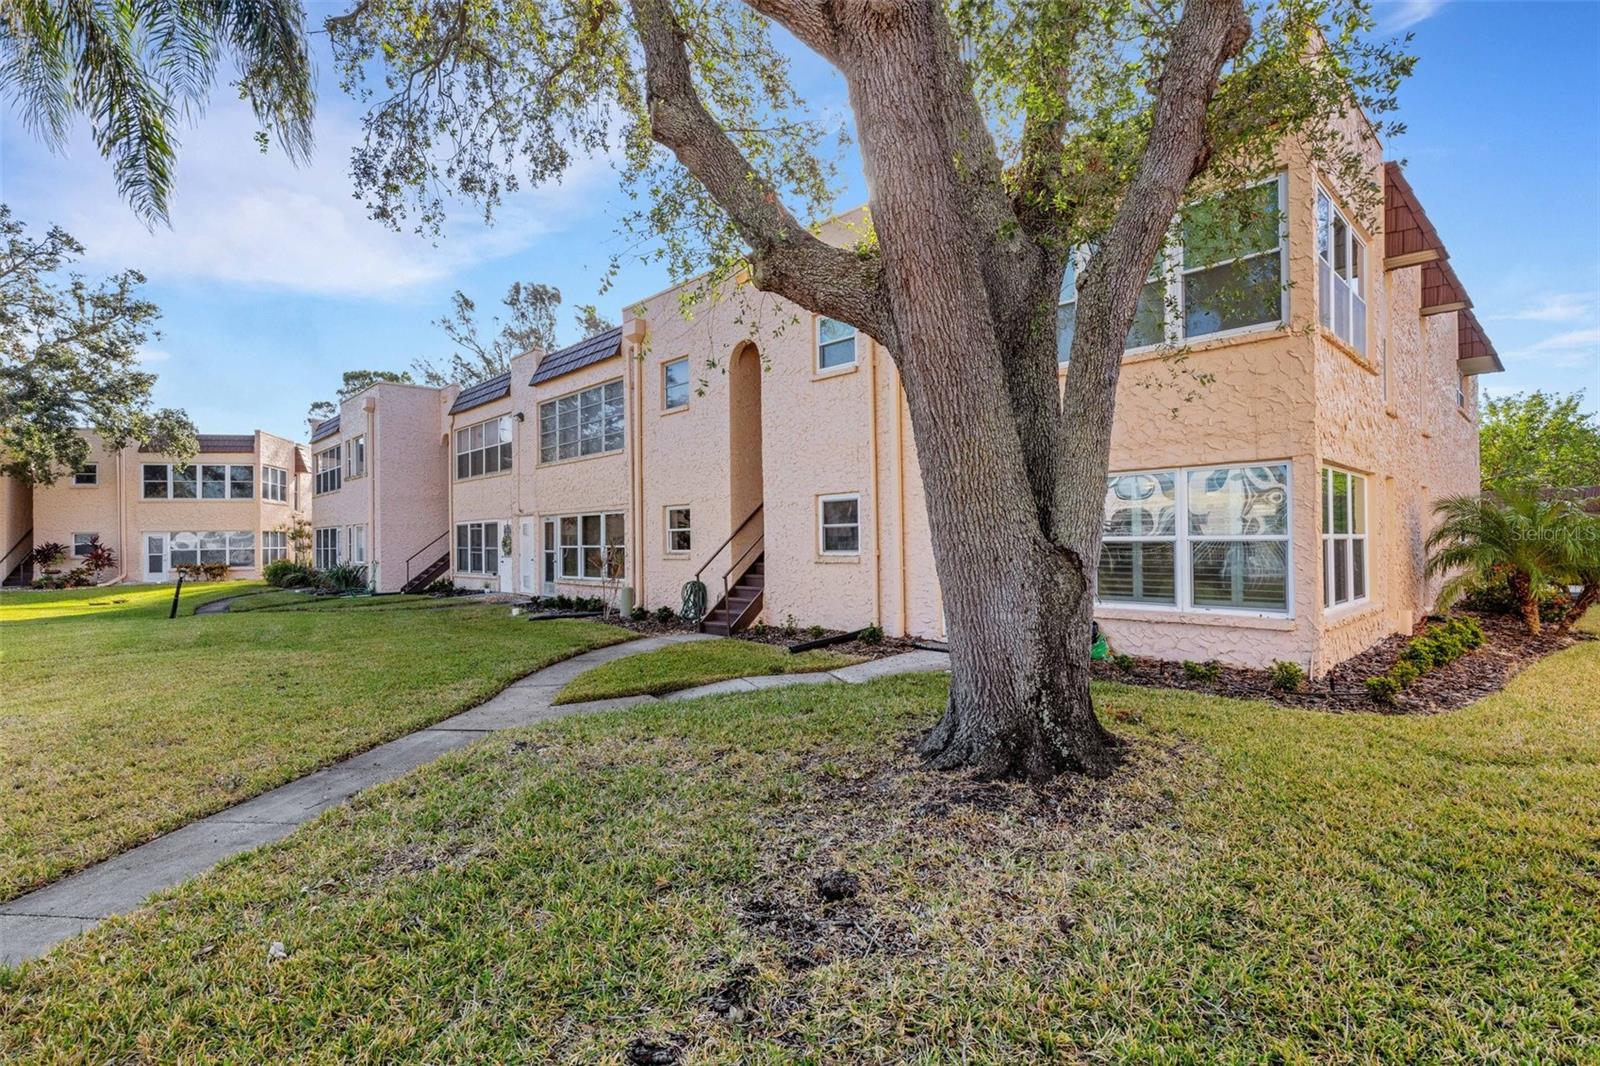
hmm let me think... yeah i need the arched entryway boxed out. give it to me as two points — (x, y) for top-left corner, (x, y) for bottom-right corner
(701, 341), (765, 634)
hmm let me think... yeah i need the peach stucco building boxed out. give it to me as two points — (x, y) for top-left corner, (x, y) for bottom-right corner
(280, 138), (1500, 675)
(24, 430), (311, 583)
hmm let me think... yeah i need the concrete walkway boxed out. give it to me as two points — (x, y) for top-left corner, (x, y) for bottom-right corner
(0, 638), (949, 966)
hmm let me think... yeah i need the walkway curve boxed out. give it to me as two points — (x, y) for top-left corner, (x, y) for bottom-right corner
(0, 637), (949, 966)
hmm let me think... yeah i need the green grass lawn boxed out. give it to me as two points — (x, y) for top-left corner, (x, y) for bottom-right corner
(552, 638), (866, 703)
(225, 590), (443, 613)
(0, 587), (631, 900)
(3, 626), (1594, 1060)
(0, 580), (268, 622)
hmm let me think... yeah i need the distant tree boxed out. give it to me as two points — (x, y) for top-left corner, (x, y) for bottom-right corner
(0, 0), (315, 224)
(573, 304), (615, 339)
(0, 206), (196, 484)
(412, 281), (562, 387)
(307, 368), (415, 423)
(1480, 391), (1600, 490)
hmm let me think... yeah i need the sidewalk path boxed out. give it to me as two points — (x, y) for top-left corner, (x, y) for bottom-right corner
(1, 638), (949, 965)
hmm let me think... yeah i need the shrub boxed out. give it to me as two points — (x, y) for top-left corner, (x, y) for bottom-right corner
(28, 542), (68, 572)
(1399, 640), (1436, 671)
(807, 624), (825, 639)
(1268, 660), (1306, 692)
(1365, 675), (1401, 705)
(81, 537), (116, 574)
(630, 605), (649, 621)
(781, 614), (798, 638)
(423, 578), (457, 595)
(553, 595), (573, 609)
(263, 560), (313, 587)
(654, 605), (676, 625)
(1111, 653), (1135, 672)
(858, 624), (884, 645)
(1388, 660), (1421, 688)
(317, 563), (369, 593)
(1182, 660), (1221, 683)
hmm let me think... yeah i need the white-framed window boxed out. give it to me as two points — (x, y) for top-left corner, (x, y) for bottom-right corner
(1099, 463), (1291, 614)
(1321, 468), (1368, 609)
(345, 435), (367, 479)
(666, 507), (692, 554)
(314, 527), (339, 570)
(139, 463), (254, 499)
(455, 416), (513, 479)
(262, 531), (289, 564)
(168, 531), (255, 568)
(539, 381), (624, 463)
(1059, 177), (1286, 362)
(347, 524), (368, 565)
(663, 358), (690, 410)
(553, 512), (625, 579)
(73, 464), (98, 486)
(72, 532), (98, 557)
(817, 317), (858, 371)
(263, 465), (289, 503)
(1316, 188), (1368, 356)
(818, 494), (861, 555)
(455, 520), (501, 575)
(314, 447), (341, 495)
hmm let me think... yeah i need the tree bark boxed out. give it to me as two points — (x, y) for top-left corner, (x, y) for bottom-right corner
(632, 0), (1248, 780)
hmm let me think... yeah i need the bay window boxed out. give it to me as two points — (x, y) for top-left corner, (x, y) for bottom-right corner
(263, 465), (288, 502)
(1317, 189), (1368, 355)
(1322, 468), (1368, 609)
(1059, 177), (1285, 361)
(1098, 463), (1291, 614)
(539, 380), (624, 462)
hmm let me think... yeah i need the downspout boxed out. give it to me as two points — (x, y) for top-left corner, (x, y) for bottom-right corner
(895, 368), (910, 638)
(624, 317), (649, 609)
(868, 340), (882, 628)
(365, 396), (378, 588)
(116, 447), (128, 583)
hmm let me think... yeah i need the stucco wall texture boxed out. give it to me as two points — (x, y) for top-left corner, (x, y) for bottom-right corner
(30, 430), (308, 582)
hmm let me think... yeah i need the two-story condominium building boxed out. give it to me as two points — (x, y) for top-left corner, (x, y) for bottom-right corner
(309, 133), (1501, 674)
(28, 430), (310, 582)
(307, 382), (457, 593)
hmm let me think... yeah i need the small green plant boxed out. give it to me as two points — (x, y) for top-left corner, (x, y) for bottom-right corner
(858, 624), (884, 645)
(1182, 659), (1221, 683)
(1365, 675), (1401, 705)
(654, 605), (676, 625)
(1388, 659), (1421, 688)
(553, 595), (574, 610)
(1111, 653), (1135, 672)
(807, 624), (825, 639)
(630, 605), (649, 621)
(1268, 660), (1306, 692)
(781, 614), (798, 638)
(423, 578), (456, 595)
(317, 563), (369, 593)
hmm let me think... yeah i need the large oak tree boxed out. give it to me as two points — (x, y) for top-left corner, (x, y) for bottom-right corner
(327, 0), (1408, 780)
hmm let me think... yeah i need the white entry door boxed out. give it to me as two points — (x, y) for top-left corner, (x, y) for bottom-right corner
(497, 523), (515, 593)
(519, 518), (535, 595)
(144, 534), (167, 581)
(542, 518), (557, 596)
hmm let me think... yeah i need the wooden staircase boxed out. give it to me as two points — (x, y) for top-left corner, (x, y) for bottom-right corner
(399, 552), (450, 594)
(700, 554), (764, 636)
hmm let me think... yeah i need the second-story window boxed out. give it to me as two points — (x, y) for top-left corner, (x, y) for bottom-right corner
(314, 446), (341, 495)
(1058, 177), (1285, 361)
(663, 358), (690, 409)
(1317, 188), (1367, 356)
(539, 381), (623, 463)
(346, 435), (367, 479)
(817, 318), (857, 371)
(263, 465), (288, 502)
(455, 416), (513, 479)
(140, 463), (253, 499)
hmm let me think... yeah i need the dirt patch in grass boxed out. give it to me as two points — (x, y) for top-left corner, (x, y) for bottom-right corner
(1096, 610), (1587, 714)
(610, 615), (924, 661)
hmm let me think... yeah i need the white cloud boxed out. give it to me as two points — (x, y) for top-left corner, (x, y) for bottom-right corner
(1529, 327), (1600, 352)
(1487, 291), (1596, 324)
(1503, 327), (1600, 370)
(1379, 0), (1448, 32)
(7, 94), (617, 299)
(135, 347), (172, 364)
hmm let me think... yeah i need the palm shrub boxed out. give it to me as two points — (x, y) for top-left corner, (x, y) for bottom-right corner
(1426, 488), (1587, 634)
(316, 563), (369, 593)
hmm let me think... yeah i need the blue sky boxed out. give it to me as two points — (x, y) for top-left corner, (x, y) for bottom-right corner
(1, 0), (1595, 442)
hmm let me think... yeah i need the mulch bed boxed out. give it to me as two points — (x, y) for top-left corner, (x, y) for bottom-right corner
(1093, 609), (1586, 714)
(608, 615), (920, 662)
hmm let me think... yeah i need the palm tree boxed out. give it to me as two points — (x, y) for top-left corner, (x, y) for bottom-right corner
(1426, 488), (1586, 635)
(0, 0), (315, 225)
